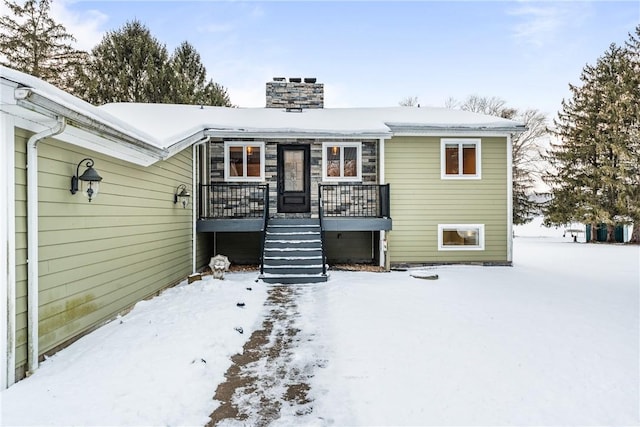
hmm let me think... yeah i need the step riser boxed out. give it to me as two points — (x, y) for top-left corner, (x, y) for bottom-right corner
(267, 219), (320, 226)
(263, 257), (323, 266)
(267, 226), (320, 233)
(266, 233), (320, 240)
(261, 276), (328, 284)
(264, 268), (324, 275)
(265, 241), (321, 249)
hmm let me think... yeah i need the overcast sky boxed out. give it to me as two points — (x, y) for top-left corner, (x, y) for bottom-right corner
(10, 0), (639, 116)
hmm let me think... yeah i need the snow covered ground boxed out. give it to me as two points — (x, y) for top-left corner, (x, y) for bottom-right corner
(2, 236), (638, 426)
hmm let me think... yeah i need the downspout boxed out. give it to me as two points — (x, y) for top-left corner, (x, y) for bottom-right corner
(378, 137), (387, 269)
(506, 133), (514, 264)
(192, 138), (210, 273)
(26, 118), (66, 374)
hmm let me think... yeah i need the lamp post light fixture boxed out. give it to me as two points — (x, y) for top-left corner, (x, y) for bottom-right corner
(70, 158), (102, 202)
(174, 184), (191, 208)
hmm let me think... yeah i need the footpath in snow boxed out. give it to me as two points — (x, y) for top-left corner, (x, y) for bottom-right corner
(1, 237), (639, 426)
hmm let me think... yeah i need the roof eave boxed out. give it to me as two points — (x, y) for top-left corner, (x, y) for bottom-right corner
(14, 88), (169, 165)
(203, 128), (392, 140)
(388, 125), (527, 137)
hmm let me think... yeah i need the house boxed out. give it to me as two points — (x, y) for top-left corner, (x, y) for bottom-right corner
(1, 68), (524, 388)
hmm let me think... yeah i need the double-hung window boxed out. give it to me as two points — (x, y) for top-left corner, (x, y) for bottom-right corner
(438, 224), (485, 251)
(441, 138), (481, 179)
(224, 141), (265, 181)
(322, 142), (362, 181)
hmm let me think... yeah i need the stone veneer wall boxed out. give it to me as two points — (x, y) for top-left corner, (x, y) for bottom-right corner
(265, 78), (324, 109)
(208, 138), (378, 218)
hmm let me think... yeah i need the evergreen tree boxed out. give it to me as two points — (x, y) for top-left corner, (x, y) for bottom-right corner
(75, 20), (172, 104)
(73, 22), (232, 106)
(200, 79), (231, 107)
(447, 95), (548, 225)
(543, 36), (639, 243)
(169, 41), (231, 106)
(0, 0), (86, 90)
(169, 41), (207, 104)
(623, 25), (640, 242)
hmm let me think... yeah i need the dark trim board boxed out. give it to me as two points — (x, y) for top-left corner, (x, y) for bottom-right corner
(197, 217), (392, 232)
(197, 218), (264, 232)
(322, 217), (392, 231)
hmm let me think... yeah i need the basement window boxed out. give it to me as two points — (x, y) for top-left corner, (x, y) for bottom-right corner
(441, 139), (481, 179)
(438, 224), (485, 250)
(224, 141), (265, 181)
(322, 142), (362, 181)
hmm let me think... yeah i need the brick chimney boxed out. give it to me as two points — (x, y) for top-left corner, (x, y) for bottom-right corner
(266, 77), (324, 110)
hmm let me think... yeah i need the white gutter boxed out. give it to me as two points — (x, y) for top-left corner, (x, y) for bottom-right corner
(1, 114), (16, 389)
(507, 133), (514, 264)
(26, 117), (66, 375)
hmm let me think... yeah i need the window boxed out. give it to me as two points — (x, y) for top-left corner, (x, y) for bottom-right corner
(224, 141), (265, 181)
(438, 224), (485, 250)
(322, 142), (362, 181)
(441, 139), (481, 179)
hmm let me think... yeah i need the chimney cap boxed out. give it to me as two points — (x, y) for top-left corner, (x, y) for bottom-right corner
(289, 77), (302, 83)
(273, 77), (285, 82)
(304, 78), (317, 83)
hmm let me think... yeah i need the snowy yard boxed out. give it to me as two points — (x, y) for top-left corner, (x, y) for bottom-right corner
(2, 236), (638, 426)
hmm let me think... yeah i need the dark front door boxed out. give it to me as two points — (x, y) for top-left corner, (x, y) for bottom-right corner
(277, 144), (310, 213)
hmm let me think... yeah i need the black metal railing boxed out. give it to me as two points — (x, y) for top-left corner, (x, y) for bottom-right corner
(199, 183), (269, 219)
(318, 184), (390, 218)
(318, 186), (327, 276)
(259, 184), (270, 275)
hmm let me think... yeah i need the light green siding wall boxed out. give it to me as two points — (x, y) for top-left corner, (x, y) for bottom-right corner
(386, 136), (508, 264)
(14, 128), (193, 378)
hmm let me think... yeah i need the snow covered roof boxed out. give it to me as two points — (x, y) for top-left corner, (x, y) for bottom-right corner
(100, 103), (525, 144)
(1, 66), (524, 166)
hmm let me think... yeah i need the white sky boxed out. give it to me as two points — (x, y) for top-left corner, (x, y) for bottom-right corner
(3, 1), (639, 116)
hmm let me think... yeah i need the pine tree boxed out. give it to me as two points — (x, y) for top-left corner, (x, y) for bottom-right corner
(623, 25), (640, 243)
(75, 20), (172, 104)
(544, 38), (639, 243)
(169, 41), (231, 106)
(169, 41), (207, 104)
(200, 79), (231, 107)
(0, 0), (86, 91)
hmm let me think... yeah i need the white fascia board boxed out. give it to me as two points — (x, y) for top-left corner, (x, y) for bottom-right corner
(388, 128), (524, 138)
(204, 128), (391, 140)
(165, 130), (209, 159)
(15, 90), (167, 165)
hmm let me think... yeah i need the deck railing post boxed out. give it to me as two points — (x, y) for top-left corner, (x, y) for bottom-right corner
(260, 184), (269, 275)
(318, 184), (327, 276)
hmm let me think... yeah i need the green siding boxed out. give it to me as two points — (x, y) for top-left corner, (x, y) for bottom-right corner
(14, 128), (194, 378)
(386, 136), (508, 264)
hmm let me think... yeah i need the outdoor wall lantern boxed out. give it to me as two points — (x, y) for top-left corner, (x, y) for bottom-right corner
(70, 158), (102, 202)
(174, 184), (190, 208)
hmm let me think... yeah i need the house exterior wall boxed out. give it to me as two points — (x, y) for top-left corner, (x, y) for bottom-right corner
(208, 137), (378, 217)
(13, 128), (193, 380)
(385, 136), (509, 265)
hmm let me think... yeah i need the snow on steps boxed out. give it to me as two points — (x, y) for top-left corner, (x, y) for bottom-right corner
(260, 218), (328, 284)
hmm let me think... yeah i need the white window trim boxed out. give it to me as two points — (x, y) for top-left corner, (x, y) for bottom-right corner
(440, 138), (482, 180)
(224, 141), (265, 182)
(438, 224), (485, 251)
(322, 142), (362, 182)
